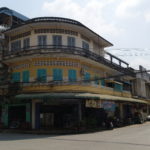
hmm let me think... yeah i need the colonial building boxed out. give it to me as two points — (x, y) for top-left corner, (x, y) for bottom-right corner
(132, 66), (150, 119)
(0, 7), (149, 130)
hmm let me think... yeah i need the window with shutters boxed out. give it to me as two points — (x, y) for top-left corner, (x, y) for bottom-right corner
(84, 72), (90, 82)
(12, 72), (20, 82)
(114, 83), (123, 92)
(68, 69), (76, 82)
(38, 35), (47, 46)
(53, 35), (62, 46)
(94, 76), (99, 85)
(82, 41), (89, 50)
(53, 68), (63, 81)
(23, 38), (30, 49)
(37, 69), (47, 82)
(11, 40), (21, 51)
(22, 70), (29, 82)
(101, 79), (105, 86)
(68, 36), (75, 47)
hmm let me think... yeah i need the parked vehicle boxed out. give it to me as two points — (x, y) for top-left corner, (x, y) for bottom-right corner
(133, 112), (144, 124)
(147, 115), (150, 121)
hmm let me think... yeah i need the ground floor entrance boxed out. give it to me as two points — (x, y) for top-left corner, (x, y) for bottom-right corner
(33, 99), (82, 130)
(8, 105), (26, 128)
(39, 104), (77, 129)
(0, 103), (31, 129)
(0, 93), (149, 130)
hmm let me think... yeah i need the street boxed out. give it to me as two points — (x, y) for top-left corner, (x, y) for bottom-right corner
(0, 122), (150, 150)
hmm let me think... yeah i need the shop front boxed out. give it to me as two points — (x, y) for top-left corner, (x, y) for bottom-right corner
(1, 103), (31, 129)
(85, 99), (118, 128)
(35, 102), (80, 129)
(32, 97), (82, 130)
(15, 93), (149, 130)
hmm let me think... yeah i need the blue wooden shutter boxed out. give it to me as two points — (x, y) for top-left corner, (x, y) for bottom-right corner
(53, 68), (63, 81)
(68, 69), (76, 82)
(94, 76), (99, 85)
(114, 83), (123, 92)
(101, 79), (105, 86)
(84, 72), (90, 82)
(37, 69), (47, 82)
(12, 72), (20, 82)
(23, 70), (29, 82)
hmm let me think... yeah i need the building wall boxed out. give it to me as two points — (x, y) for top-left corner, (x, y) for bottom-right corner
(3, 22), (133, 98)
(8, 28), (104, 56)
(132, 66), (150, 99)
(8, 56), (131, 97)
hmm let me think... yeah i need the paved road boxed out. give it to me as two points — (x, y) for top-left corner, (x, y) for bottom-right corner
(1, 122), (150, 150)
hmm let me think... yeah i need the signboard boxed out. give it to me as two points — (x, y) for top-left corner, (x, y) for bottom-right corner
(86, 100), (101, 108)
(102, 101), (116, 112)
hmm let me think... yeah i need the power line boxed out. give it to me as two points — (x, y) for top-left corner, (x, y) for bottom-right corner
(109, 53), (150, 57)
(106, 48), (150, 51)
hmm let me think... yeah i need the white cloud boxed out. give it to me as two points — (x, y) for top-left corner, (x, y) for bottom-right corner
(116, 0), (142, 18)
(144, 12), (150, 23)
(41, 0), (123, 37)
(40, 0), (150, 70)
(130, 57), (150, 69)
(119, 56), (150, 70)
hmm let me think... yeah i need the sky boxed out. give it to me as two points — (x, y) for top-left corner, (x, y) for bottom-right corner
(0, 0), (150, 70)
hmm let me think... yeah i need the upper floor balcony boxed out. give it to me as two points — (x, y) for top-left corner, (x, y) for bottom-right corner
(3, 45), (135, 75)
(2, 80), (132, 98)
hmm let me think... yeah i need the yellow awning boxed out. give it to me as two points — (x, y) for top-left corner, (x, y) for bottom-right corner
(15, 92), (149, 104)
(105, 80), (123, 84)
(76, 93), (149, 104)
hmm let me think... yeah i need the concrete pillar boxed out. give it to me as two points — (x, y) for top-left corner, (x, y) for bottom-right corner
(26, 103), (31, 123)
(1, 104), (8, 127)
(32, 99), (42, 129)
(32, 100), (36, 129)
(78, 102), (82, 122)
(147, 105), (149, 115)
(119, 103), (124, 120)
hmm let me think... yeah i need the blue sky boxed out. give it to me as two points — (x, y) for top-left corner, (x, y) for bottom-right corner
(1, 0), (150, 69)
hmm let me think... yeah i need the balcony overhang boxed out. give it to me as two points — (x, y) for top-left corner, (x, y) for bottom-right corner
(3, 45), (134, 75)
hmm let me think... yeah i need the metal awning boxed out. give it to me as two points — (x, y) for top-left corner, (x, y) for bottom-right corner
(15, 93), (149, 104)
(80, 93), (149, 104)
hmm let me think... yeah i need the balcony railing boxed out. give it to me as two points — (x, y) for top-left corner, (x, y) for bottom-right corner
(0, 80), (132, 98)
(8, 80), (131, 90)
(3, 45), (135, 75)
(26, 17), (84, 27)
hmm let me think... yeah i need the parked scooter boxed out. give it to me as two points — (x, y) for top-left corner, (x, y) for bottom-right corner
(105, 117), (114, 129)
(10, 120), (20, 129)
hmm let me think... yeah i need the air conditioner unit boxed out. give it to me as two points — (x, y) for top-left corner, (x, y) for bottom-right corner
(80, 68), (85, 76)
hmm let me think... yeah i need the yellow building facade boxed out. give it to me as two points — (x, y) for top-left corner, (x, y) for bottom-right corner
(1, 17), (149, 129)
